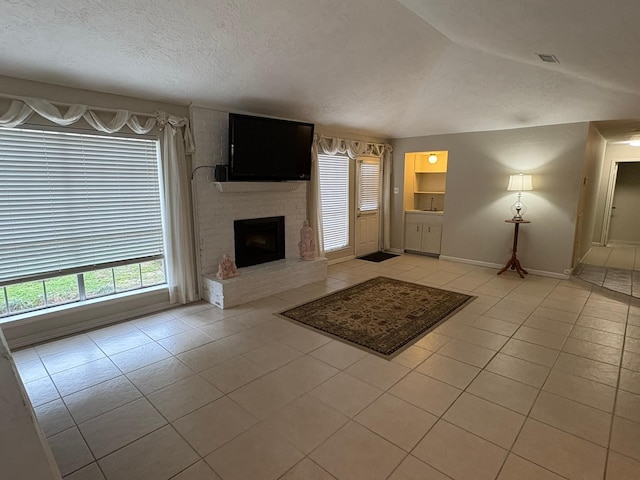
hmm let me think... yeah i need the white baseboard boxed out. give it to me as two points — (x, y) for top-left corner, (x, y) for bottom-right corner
(328, 255), (356, 265)
(439, 255), (569, 280)
(577, 250), (591, 265)
(438, 255), (501, 269)
(607, 240), (640, 247)
(386, 248), (404, 254)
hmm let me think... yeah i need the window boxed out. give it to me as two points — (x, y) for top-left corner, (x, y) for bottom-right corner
(358, 158), (381, 213)
(0, 126), (166, 318)
(318, 154), (349, 252)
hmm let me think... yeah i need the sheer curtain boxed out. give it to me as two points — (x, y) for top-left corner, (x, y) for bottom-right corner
(310, 134), (393, 256)
(0, 96), (198, 304)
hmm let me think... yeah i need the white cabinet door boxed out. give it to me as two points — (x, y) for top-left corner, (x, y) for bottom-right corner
(421, 223), (442, 254)
(404, 220), (423, 251)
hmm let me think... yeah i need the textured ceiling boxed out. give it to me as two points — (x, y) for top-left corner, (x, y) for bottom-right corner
(1, 0), (640, 139)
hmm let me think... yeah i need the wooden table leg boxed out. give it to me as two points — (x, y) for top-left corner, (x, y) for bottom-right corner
(497, 222), (528, 278)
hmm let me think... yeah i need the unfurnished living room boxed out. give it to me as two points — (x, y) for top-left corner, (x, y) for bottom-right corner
(1, 1), (640, 479)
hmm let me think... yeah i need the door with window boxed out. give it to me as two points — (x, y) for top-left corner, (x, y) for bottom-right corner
(355, 157), (381, 257)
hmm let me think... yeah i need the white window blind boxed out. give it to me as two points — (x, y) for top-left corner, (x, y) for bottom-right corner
(358, 158), (380, 213)
(318, 154), (349, 252)
(0, 126), (164, 286)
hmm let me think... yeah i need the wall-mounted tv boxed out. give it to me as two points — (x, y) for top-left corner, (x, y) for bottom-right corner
(228, 113), (314, 181)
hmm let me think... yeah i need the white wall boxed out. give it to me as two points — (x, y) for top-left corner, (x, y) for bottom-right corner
(0, 75), (188, 118)
(572, 124), (606, 265)
(391, 123), (590, 276)
(1, 332), (61, 479)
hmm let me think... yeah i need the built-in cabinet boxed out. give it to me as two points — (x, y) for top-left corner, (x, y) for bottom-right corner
(404, 212), (443, 255)
(403, 151), (448, 254)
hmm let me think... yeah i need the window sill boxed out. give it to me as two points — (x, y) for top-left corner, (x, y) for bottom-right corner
(0, 285), (168, 327)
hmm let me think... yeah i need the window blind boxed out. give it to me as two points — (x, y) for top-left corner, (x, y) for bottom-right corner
(318, 154), (349, 252)
(0, 126), (163, 286)
(358, 158), (380, 213)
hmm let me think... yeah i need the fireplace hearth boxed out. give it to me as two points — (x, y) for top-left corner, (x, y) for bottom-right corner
(234, 216), (285, 267)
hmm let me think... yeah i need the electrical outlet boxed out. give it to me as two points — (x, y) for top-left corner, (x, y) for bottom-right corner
(563, 268), (571, 275)
(393, 187), (399, 194)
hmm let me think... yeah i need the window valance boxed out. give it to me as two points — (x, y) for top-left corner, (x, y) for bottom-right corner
(315, 134), (391, 158)
(0, 96), (195, 153)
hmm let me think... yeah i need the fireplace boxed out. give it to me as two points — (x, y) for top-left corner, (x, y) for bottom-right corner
(234, 216), (285, 267)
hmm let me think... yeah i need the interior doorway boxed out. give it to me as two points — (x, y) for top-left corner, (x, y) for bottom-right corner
(602, 159), (640, 246)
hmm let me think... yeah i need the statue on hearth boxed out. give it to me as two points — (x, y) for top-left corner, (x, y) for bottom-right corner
(298, 220), (316, 260)
(216, 254), (238, 280)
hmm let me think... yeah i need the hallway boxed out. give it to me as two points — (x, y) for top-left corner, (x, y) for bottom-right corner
(574, 246), (640, 298)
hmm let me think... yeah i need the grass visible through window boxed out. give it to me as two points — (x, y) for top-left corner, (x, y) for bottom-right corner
(0, 260), (166, 318)
(44, 274), (80, 306)
(85, 268), (116, 299)
(7, 280), (45, 312)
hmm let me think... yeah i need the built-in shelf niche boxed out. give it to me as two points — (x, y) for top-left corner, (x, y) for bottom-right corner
(403, 150), (449, 213)
(415, 172), (446, 193)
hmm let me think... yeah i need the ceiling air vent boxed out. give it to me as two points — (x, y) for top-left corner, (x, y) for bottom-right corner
(537, 53), (559, 63)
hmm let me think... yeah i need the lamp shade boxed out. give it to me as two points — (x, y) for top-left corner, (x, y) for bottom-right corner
(507, 174), (533, 191)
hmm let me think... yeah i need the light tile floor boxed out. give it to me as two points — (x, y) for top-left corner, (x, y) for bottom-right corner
(575, 245), (640, 297)
(11, 253), (640, 480)
(581, 245), (640, 270)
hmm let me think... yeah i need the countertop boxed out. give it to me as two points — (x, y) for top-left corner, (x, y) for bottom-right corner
(405, 210), (444, 216)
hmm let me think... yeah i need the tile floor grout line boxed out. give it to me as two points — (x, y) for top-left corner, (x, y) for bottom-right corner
(403, 289), (526, 478)
(20, 257), (640, 479)
(491, 276), (601, 480)
(318, 274), (597, 476)
(601, 300), (632, 480)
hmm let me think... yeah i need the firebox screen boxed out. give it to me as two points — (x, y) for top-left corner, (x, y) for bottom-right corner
(234, 216), (285, 267)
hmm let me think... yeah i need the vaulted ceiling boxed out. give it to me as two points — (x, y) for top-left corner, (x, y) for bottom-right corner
(2, 0), (640, 139)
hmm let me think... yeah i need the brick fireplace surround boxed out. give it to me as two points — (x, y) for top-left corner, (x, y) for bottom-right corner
(190, 106), (327, 308)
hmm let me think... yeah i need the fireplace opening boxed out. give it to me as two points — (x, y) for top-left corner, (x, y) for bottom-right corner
(234, 216), (285, 267)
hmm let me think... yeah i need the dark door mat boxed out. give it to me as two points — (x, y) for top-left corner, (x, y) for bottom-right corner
(357, 251), (399, 263)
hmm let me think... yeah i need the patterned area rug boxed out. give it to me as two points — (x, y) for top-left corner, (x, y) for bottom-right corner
(279, 276), (475, 358)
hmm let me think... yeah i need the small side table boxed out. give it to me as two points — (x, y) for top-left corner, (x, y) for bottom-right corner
(497, 219), (531, 278)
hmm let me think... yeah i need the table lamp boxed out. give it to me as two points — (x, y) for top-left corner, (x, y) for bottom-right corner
(507, 173), (533, 221)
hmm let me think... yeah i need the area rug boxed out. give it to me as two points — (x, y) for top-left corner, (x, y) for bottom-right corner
(357, 251), (399, 263)
(279, 276), (475, 358)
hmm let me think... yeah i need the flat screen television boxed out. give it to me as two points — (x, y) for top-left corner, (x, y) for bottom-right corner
(228, 113), (314, 181)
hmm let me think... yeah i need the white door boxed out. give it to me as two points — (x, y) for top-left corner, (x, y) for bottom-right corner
(608, 161), (640, 245)
(355, 157), (381, 257)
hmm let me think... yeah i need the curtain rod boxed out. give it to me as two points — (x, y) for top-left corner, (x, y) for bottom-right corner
(316, 134), (391, 150)
(0, 92), (157, 119)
